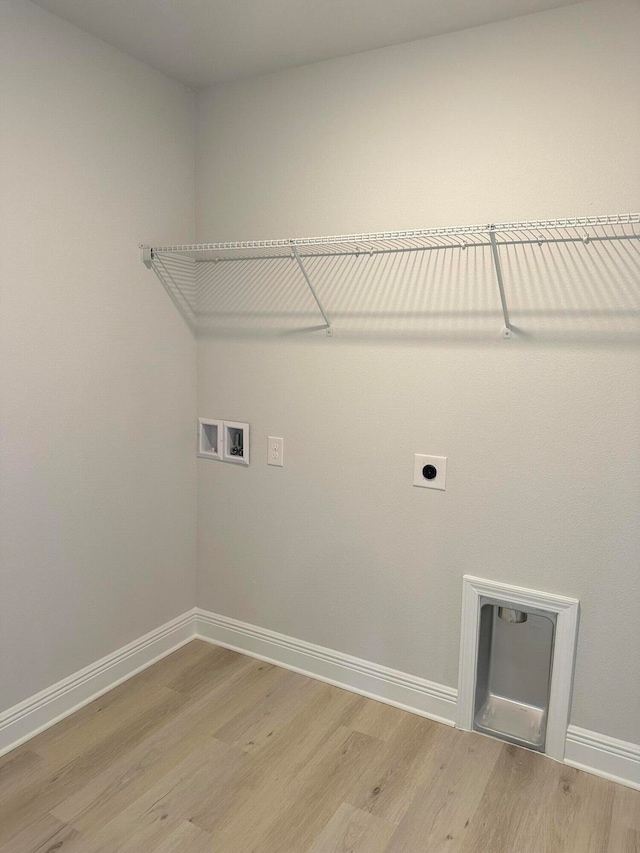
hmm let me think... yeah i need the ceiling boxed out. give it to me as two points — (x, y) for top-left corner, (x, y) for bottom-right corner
(33, 0), (583, 90)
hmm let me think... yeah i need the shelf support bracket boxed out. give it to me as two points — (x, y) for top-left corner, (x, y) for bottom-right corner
(488, 228), (513, 339)
(290, 244), (333, 336)
(140, 245), (154, 269)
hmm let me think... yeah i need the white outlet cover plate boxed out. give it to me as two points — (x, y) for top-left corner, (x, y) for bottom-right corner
(413, 454), (447, 490)
(268, 436), (284, 467)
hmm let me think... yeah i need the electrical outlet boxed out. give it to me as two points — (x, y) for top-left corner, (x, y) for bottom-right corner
(268, 436), (284, 467)
(413, 454), (447, 490)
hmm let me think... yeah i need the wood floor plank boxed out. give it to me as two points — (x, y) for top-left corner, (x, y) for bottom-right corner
(608, 784), (640, 853)
(34, 683), (186, 767)
(212, 665), (320, 753)
(130, 639), (219, 691)
(50, 658), (282, 834)
(555, 767), (617, 853)
(459, 743), (563, 853)
(0, 686), (189, 848)
(527, 763), (620, 853)
(20, 640), (211, 759)
(31, 822), (82, 853)
(0, 811), (80, 853)
(345, 712), (443, 825)
(56, 737), (245, 852)
(347, 698), (412, 743)
(62, 811), (190, 853)
(187, 681), (364, 838)
(196, 689), (367, 847)
(132, 737), (247, 830)
(308, 802), (396, 852)
(165, 643), (244, 697)
(384, 728), (503, 852)
(625, 829), (640, 853)
(244, 727), (384, 853)
(0, 748), (43, 800)
(151, 820), (214, 853)
(1, 640), (637, 853)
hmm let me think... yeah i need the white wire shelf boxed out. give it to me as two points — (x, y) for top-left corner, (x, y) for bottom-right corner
(146, 214), (639, 262)
(141, 214), (640, 338)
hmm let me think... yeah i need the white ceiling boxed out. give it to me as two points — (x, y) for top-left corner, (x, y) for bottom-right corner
(33, 0), (583, 90)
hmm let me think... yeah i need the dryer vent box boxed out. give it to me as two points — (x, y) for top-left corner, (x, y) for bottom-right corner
(458, 576), (579, 761)
(473, 602), (556, 751)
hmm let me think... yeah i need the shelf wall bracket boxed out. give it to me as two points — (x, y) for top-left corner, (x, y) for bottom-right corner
(140, 245), (154, 269)
(290, 244), (333, 336)
(488, 228), (513, 339)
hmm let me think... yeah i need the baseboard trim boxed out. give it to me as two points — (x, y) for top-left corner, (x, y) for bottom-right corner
(194, 609), (640, 791)
(0, 609), (196, 758)
(565, 726), (640, 791)
(2, 607), (639, 793)
(194, 608), (458, 726)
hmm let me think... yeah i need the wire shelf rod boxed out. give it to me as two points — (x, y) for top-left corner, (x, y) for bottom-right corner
(290, 244), (333, 335)
(150, 230), (639, 265)
(147, 214), (639, 256)
(489, 228), (512, 339)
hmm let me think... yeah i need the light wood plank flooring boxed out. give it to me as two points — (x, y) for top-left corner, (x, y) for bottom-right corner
(1, 640), (637, 852)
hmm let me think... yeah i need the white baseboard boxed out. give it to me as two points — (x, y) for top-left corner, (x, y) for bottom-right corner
(2, 606), (639, 793)
(0, 609), (196, 758)
(194, 609), (457, 726)
(194, 609), (640, 792)
(565, 726), (640, 791)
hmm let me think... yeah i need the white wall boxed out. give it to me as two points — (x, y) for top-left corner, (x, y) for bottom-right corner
(195, 0), (640, 743)
(0, 0), (196, 711)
